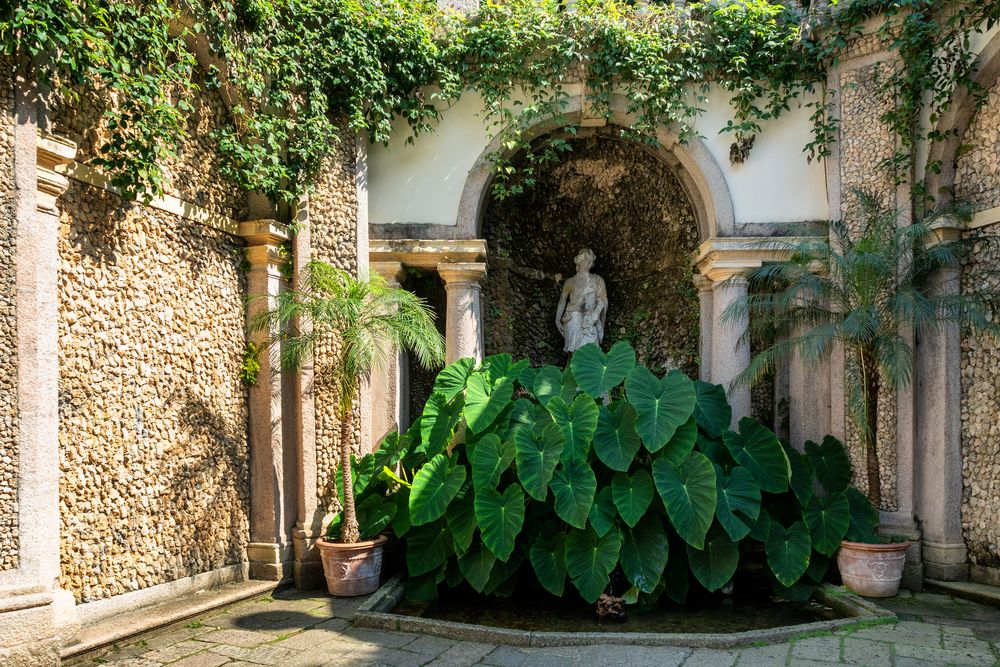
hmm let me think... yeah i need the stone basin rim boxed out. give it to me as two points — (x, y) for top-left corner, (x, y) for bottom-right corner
(352, 574), (897, 649)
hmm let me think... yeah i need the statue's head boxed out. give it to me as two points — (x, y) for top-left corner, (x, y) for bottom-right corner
(575, 248), (596, 272)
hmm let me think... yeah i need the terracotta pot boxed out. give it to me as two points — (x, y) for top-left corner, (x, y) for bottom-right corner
(837, 539), (909, 597)
(316, 535), (387, 597)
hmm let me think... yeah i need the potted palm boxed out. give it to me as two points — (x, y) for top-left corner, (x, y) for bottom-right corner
(261, 261), (444, 596)
(726, 189), (1000, 596)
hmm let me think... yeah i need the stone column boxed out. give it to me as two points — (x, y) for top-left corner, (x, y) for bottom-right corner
(438, 262), (486, 364)
(370, 261), (409, 447)
(707, 269), (751, 427)
(0, 75), (77, 663)
(239, 221), (293, 582)
(693, 274), (714, 383)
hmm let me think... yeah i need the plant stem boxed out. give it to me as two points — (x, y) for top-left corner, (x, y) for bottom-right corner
(859, 345), (882, 509)
(339, 409), (360, 544)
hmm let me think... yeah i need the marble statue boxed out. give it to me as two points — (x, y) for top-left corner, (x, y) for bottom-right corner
(556, 248), (608, 353)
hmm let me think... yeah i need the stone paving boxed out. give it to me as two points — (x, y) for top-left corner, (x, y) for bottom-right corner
(71, 588), (1000, 667)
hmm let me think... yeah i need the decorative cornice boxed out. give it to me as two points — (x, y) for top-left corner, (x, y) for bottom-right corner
(370, 239), (487, 271)
(237, 219), (289, 247)
(35, 133), (77, 215)
(969, 205), (1000, 231)
(371, 260), (406, 287)
(437, 261), (487, 287)
(695, 236), (818, 283)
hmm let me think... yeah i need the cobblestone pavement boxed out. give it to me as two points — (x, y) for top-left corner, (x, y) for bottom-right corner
(73, 589), (1000, 667)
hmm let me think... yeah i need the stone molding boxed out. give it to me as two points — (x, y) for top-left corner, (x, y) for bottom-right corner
(437, 261), (487, 288)
(35, 133), (76, 215)
(694, 236), (819, 283)
(370, 238), (487, 270)
(238, 219), (289, 277)
(969, 204), (1000, 230)
(371, 260), (406, 286)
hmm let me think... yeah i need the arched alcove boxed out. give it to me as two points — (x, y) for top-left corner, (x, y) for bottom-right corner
(480, 129), (701, 375)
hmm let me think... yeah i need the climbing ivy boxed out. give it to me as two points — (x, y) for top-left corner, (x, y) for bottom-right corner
(2, 0), (998, 205)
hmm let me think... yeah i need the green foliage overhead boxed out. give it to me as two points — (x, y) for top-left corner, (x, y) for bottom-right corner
(374, 342), (878, 605)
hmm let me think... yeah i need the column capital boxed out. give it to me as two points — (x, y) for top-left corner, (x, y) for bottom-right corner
(692, 273), (714, 293)
(438, 261), (487, 287)
(925, 214), (965, 246)
(35, 132), (76, 215)
(371, 261), (406, 287)
(238, 219), (289, 272)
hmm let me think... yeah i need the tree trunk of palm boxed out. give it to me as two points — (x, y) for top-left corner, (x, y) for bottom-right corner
(860, 346), (882, 510)
(339, 409), (360, 543)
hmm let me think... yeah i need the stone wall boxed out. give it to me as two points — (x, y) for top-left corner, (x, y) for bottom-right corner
(0, 59), (18, 572)
(958, 77), (1000, 571)
(52, 69), (251, 602)
(837, 61), (900, 511)
(305, 129), (361, 516)
(481, 134), (700, 376)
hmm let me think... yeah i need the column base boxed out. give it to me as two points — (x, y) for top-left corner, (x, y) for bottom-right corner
(247, 542), (293, 582)
(922, 540), (969, 581)
(292, 528), (324, 591)
(879, 520), (923, 592)
(0, 591), (61, 666)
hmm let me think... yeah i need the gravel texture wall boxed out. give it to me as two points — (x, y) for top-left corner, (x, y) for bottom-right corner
(837, 61), (900, 511)
(0, 59), (18, 572)
(481, 134), (700, 377)
(305, 130), (362, 516)
(52, 71), (250, 602)
(958, 77), (1000, 570)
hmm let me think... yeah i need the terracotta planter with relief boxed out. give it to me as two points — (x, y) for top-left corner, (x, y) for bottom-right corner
(837, 539), (909, 597)
(316, 535), (387, 597)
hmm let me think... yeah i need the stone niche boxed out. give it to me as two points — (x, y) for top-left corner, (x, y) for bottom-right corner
(481, 133), (701, 375)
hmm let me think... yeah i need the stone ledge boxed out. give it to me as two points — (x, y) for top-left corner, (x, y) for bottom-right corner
(925, 578), (1000, 608)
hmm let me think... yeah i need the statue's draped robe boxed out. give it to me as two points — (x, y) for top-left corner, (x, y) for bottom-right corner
(561, 273), (607, 352)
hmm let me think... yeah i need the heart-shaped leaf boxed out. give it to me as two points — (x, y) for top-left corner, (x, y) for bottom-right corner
(766, 521), (811, 587)
(457, 542), (497, 593)
(471, 433), (515, 490)
(474, 483), (525, 562)
(570, 341), (637, 397)
(652, 451), (717, 549)
(550, 456), (598, 529)
(547, 393), (599, 463)
(715, 466), (761, 541)
(446, 493), (477, 555)
(687, 530), (739, 592)
(594, 400), (642, 471)
(518, 365), (539, 391)
(786, 445), (814, 506)
(419, 392), (463, 459)
(803, 491), (851, 556)
(660, 416), (698, 467)
(620, 514), (669, 593)
(466, 373), (516, 433)
(357, 495), (397, 541)
(410, 454), (466, 526)
(750, 507), (772, 542)
(588, 486), (616, 537)
(611, 470), (654, 528)
(565, 526), (622, 603)
(406, 520), (453, 576)
(805, 436), (853, 494)
(844, 487), (879, 542)
(693, 380), (732, 437)
(723, 418), (790, 493)
(514, 422), (565, 501)
(534, 365), (577, 407)
(626, 366), (696, 452)
(529, 532), (567, 596)
(433, 358), (475, 401)
(510, 398), (549, 433)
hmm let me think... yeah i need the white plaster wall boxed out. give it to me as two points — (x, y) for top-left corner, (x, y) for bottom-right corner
(368, 85), (830, 228)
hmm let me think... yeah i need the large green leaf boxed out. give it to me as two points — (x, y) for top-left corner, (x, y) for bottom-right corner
(723, 418), (790, 493)
(529, 532), (567, 596)
(547, 394), (599, 463)
(620, 514), (669, 593)
(433, 358), (475, 401)
(652, 451), (717, 549)
(804, 492), (851, 556)
(660, 417), (698, 467)
(749, 507), (772, 542)
(611, 470), (654, 528)
(465, 373), (516, 434)
(693, 381), (732, 438)
(766, 521), (812, 587)
(570, 341), (637, 397)
(594, 401), (642, 471)
(446, 493), (477, 555)
(550, 456), (598, 529)
(406, 567), (445, 600)
(844, 486), (879, 542)
(626, 367), (696, 452)
(419, 392), (463, 459)
(687, 531), (739, 592)
(786, 446), (814, 506)
(510, 398), (549, 433)
(406, 521), (453, 576)
(588, 486), (616, 537)
(356, 495), (397, 541)
(471, 433), (515, 490)
(409, 454), (466, 526)
(457, 542), (496, 593)
(715, 466), (761, 541)
(805, 436), (853, 494)
(473, 483), (525, 562)
(513, 422), (565, 501)
(534, 365), (577, 407)
(565, 526), (622, 603)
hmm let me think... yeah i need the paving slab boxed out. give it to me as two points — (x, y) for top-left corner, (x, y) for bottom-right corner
(680, 648), (738, 666)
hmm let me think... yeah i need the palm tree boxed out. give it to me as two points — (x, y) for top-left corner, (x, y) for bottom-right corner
(725, 189), (1000, 508)
(258, 260), (445, 543)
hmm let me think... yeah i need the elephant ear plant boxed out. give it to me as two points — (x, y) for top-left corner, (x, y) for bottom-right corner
(257, 261), (445, 546)
(389, 342), (878, 608)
